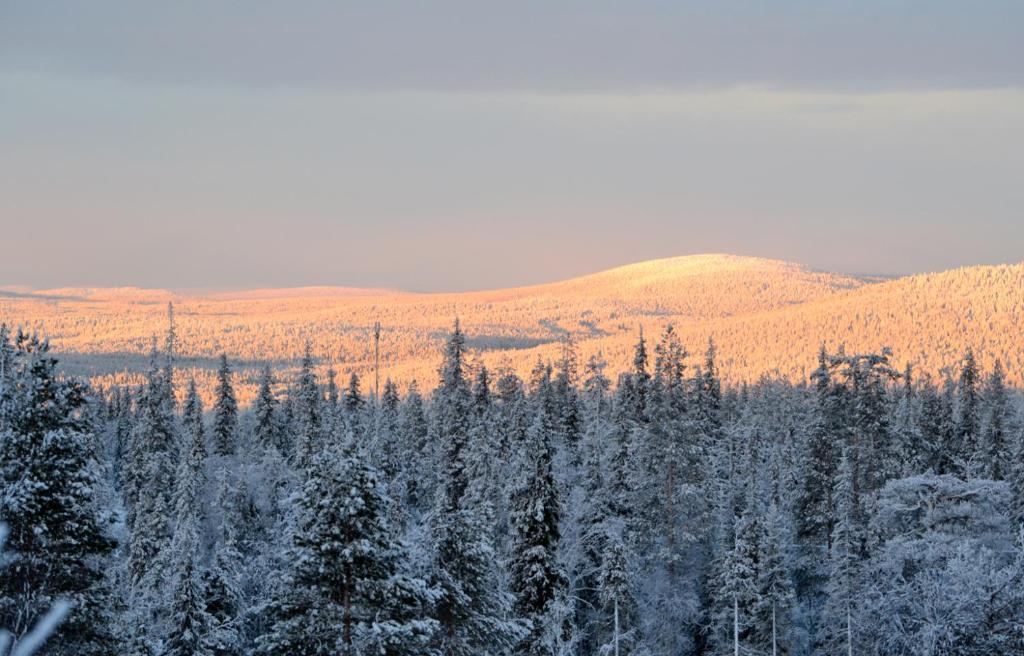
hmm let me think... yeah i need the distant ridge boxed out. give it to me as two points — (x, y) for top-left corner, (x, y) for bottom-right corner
(1, 254), (1021, 402)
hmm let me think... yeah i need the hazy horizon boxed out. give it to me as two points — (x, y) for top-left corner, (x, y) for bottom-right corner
(3, 251), (1015, 295)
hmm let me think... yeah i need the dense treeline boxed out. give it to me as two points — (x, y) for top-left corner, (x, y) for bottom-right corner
(4, 258), (1024, 406)
(1, 316), (1024, 655)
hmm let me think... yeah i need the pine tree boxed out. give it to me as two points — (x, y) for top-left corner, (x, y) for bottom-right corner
(834, 349), (899, 495)
(0, 332), (117, 655)
(212, 354), (238, 457)
(259, 446), (438, 655)
(509, 414), (567, 656)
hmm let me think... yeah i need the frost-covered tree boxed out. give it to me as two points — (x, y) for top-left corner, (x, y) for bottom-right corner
(754, 503), (795, 656)
(954, 348), (981, 474)
(861, 475), (1024, 655)
(343, 372), (365, 439)
(163, 511), (213, 656)
(822, 447), (862, 656)
(375, 378), (403, 483)
(212, 354), (238, 457)
(290, 343), (321, 469)
(427, 323), (526, 656)
(203, 468), (245, 656)
(0, 332), (116, 655)
(552, 334), (582, 451)
(258, 445), (437, 655)
(509, 414), (567, 656)
(252, 365), (278, 452)
(981, 360), (1010, 480)
(399, 380), (431, 511)
(596, 533), (640, 656)
(127, 341), (178, 592)
(175, 380), (207, 524)
(918, 373), (955, 474)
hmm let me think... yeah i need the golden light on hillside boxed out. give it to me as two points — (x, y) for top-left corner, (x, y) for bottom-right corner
(1, 255), (1021, 405)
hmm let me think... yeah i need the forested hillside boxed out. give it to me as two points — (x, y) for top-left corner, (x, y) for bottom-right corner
(1, 318), (1023, 655)
(1, 256), (1021, 408)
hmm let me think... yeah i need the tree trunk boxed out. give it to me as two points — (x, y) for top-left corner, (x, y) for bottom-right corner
(772, 601), (777, 656)
(734, 596), (739, 656)
(847, 604), (853, 656)
(614, 596), (620, 656)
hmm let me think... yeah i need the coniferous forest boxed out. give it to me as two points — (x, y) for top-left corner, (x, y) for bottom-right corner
(2, 316), (1024, 656)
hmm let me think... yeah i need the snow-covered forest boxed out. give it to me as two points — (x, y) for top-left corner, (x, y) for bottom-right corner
(2, 314), (1023, 656)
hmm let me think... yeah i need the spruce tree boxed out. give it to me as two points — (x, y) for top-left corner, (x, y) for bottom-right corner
(291, 343), (321, 469)
(253, 365), (278, 452)
(126, 341), (178, 591)
(343, 371), (365, 438)
(981, 360), (1010, 480)
(429, 322), (525, 656)
(0, 333), (117, 655)
(174, 379), (207, 530)
(892, 363), (922, 475)
(628, 327), (650, 422)
(1010, 428), (1024, 526)
(955, 348), (981, 473)
(376, 378), (403, 483)
(212, 354), (238, 457)
(164, 302), (177, 402)
(754, 503), (795, 656)
(918, 373), (955, 474)
(796, 348), (839, 548)
(596, 534), (640, 656)
(203, 467), (245, 656)
(553, 334), (582, 450)
(509, 414), (567, 656)
(259, 446), (437, 655)
(163, 520), (213, 656)
(823, 447), (861, 656)
(399, 380), (430, 511)
(0, 324), (13, 389)
(713, 507), (757, 656)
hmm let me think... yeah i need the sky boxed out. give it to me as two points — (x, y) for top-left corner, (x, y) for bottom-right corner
(2, 1), (1023, 291)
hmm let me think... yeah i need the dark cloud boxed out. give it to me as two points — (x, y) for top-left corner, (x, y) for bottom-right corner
(2, 1), (1022, 91)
